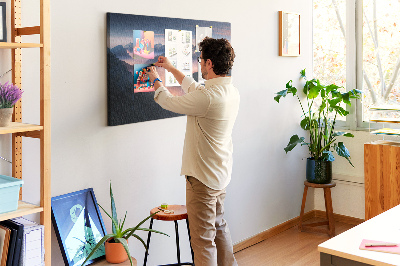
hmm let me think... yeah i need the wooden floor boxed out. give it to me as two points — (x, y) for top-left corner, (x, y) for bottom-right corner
(234, 217), (354, 266)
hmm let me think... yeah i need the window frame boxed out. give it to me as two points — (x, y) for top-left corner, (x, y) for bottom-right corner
(315, 0), (400, 131)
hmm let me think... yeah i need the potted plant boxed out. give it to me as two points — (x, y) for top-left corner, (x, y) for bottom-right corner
(0, 82), (23, 127)
(82, 183), (168, 266)
(274, 69), (362, 184)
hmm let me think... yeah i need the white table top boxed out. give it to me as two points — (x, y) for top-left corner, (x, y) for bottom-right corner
(318, 205), (400, 266)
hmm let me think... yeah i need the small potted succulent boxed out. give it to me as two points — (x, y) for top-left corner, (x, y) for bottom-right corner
(81, 183), (168, 266)
(0, 82), (23, 127)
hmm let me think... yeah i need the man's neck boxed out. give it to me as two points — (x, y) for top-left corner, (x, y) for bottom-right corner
(206, 72), (226, 80)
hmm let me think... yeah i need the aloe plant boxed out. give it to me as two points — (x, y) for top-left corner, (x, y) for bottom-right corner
(81, 182), (168, 266)
(274, 69), (362, 166)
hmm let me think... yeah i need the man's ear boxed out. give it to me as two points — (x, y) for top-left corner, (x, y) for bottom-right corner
(206, 59), (213, 69)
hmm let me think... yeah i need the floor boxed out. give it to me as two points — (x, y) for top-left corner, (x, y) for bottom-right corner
(234, 217), (354, 266)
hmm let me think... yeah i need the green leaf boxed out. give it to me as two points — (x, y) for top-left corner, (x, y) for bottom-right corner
(81, 234), (114, 266)
(121, 211), (127, 232)
(300, 117), (310, 130)
(328, 97), (342, 108)
(131, 234), (148, 251)
(331, 106), (349, 116)
(123, 211), (160, 239)
(114, 238), (133, 266)
(300, 69), (306, 78)
(321, 151), (335, 162)
(325, 84), (339, 94)
(335, 142), (354, 167)
(110, 182), (118, 234)
(341, 92), (351, 105)
(284, 135), (305, 153)
(332, 131), (345, 137)
(98, 204), (120, 236)
(136, 227), (170, 237)
(274, 89), (288, 103)
(308, 85), (320, 99)
(343, 133), (354, 137)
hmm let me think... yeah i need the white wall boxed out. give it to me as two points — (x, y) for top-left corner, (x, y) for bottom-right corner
(1, 0), (315, 265)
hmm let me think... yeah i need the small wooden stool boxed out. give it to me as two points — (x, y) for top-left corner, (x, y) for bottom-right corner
(143, 205), (194, 266)
(298, 181), (336, 237)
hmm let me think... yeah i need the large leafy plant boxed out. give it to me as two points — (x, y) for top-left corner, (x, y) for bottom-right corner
(82, 183), (168, 266)
(274, 69), (362, 166)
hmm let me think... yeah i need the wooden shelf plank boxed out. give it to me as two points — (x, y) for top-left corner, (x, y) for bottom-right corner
(0, 201), (43, 221)
(0, 122), (42, 134)
(0, 42), (43, 49)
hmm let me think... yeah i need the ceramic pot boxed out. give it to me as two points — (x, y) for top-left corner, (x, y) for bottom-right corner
(306, 158), (332, 184)
(105, 238), (128, 264)
(0, 108), (13, 127)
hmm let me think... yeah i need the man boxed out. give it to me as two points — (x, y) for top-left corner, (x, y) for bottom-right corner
(144, 37), (239, 266)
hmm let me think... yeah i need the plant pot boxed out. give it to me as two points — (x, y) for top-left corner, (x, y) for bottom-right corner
(105, 238), (128, 264)
(0, 108), (13, 127)
(306, 158), (332, 184)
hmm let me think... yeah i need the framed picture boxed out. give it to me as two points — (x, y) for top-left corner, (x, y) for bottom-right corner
(51, 188), (107, 266)
(0, 2), (6, 42)
(279, 11), (300, 56)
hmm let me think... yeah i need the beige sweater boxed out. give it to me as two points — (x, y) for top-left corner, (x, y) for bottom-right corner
(154, 76), (240, 190)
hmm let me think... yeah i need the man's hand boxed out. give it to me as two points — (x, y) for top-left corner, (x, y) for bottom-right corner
(143, 66), (160, 83)
(154, 56), (175, 72)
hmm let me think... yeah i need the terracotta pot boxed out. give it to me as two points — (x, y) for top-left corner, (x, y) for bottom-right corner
(105, 238), (128, 264)
(0, 108), (13, 127)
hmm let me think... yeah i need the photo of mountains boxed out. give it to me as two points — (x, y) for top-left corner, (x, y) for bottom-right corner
(106, 12), (231, 126)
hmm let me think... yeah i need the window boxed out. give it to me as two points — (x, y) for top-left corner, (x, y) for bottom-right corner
(313, 0), (400, 130)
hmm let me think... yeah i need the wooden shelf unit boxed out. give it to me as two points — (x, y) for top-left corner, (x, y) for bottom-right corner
(0, 42), (43, 48)
(0, 0), (51, 265)
(0, 201), (43, 221)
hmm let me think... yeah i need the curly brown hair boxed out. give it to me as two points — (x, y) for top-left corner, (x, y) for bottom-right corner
(199, 37), (235, 75)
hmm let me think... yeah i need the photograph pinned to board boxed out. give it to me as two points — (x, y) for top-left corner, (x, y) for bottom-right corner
(133, 30), (154, 60)
(0, 2), (6, 42)
(195, 25), (212, 51)
(51, 188), (107, 266)
(165, 29), (192, 87)
(134, 63), (155, 93)
(196, 26), (212, 83)
(279, 11), (300, 56)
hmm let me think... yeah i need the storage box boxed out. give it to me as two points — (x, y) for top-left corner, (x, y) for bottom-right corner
(0, 175), (24, 214)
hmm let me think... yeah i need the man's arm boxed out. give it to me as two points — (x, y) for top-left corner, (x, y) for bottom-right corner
(154, 56), (185, 85)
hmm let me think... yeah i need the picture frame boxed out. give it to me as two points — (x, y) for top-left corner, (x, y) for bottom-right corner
(51, 188), (107, 266)
(279, 11), (300, 56)
(0, 2), (6, 42)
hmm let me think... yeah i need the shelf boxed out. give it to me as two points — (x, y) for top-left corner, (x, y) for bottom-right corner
(369, 118), (400, 123)
(0, 201), (43, 221)
(370, 128), (400, 136)
(0, 122), (42, 134)
(0, 42), (43, 49)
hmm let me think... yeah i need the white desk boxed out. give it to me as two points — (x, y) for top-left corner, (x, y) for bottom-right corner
(318, 204), (400, 266)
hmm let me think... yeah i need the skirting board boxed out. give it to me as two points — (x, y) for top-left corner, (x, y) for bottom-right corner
(233, 210), (364, 253)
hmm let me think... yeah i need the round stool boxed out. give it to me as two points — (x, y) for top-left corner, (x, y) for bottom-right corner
(143, 205), (194, 266)
(298, 181), (336, 237)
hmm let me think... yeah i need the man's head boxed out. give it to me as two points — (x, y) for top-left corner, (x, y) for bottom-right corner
(199, 37), (235, 79)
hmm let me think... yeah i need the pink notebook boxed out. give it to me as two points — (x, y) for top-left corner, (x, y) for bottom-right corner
(359, 239), (400, 255)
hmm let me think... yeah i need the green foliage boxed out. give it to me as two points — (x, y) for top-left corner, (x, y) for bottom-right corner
(81, 182), (169, 266)
(274, 69), (362, 165)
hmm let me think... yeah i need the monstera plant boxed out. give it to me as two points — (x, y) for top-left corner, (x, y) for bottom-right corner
(274, 69), (362, 183)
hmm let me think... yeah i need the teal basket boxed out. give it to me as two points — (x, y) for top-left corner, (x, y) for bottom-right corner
(0, 175), (24, 214)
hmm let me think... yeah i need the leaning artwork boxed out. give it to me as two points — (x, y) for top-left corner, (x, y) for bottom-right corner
(106, 13), (231, 126)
